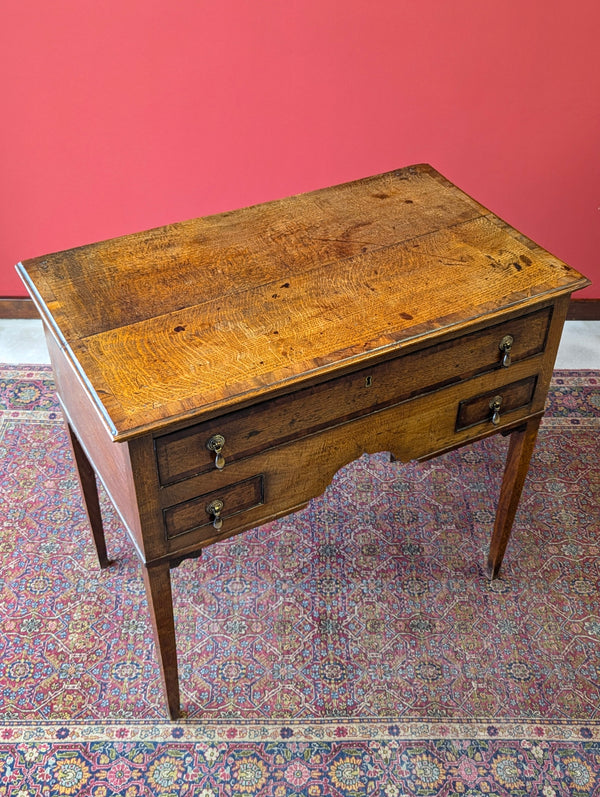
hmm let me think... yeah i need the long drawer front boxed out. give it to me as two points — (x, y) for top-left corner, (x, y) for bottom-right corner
(159, 368), (541, 550)
(155, 306), (551, 487)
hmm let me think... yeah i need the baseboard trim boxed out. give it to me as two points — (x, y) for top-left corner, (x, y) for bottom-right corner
(566, 299), (600, 320)
(0, 297), (39, 319)
(2, 296), (599, 321)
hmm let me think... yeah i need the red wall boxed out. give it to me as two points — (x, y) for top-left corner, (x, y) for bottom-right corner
(2, 0), (598, 297)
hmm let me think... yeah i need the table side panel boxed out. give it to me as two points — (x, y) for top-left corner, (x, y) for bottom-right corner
(43, 331), (152, 559)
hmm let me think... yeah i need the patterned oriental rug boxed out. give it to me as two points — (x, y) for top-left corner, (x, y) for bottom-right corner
(0, 365), (598, 795)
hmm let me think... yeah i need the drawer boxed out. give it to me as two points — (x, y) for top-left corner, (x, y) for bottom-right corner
(456, 375), (537, 431)
(155, 306), (551, 487)
(163, 474), (264, 540)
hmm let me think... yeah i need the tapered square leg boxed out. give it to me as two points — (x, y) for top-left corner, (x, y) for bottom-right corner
(66, 423), (112, 569)
(487, 417), (542, 579)
(142, 562), (181, 720)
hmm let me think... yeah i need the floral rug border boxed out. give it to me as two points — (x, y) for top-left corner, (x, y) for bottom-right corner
(1, 718), (599, 744)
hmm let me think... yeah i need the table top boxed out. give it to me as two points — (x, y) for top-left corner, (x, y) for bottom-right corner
(18, 164), (589, 440)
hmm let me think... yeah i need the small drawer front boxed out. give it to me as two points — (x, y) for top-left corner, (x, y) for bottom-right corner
(456, 376), (537, 432)
(155, 306), (551, 487)
(163, 474), (264, 539)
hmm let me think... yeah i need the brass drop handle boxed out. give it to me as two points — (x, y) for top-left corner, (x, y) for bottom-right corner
(489, 395), (503, 426)
(206, 434), (226, 470)
(499, 335), (514, 368)
(206, 498), (224, 530)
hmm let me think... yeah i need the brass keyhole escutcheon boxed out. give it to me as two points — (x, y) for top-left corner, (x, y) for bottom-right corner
(499, 334), (514, 368)
(206, 498), (224, 530)
(365, 375), (373, 387)
(206, 434), (226, 470)
(489, 395), (503, 426)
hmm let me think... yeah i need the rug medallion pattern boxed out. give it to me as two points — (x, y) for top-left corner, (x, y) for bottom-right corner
(0, 366), (598, 794)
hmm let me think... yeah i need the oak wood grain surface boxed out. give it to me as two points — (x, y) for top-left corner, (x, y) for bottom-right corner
(17, 165), (589, 440)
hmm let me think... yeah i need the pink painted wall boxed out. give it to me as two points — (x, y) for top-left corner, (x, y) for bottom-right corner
(2, 0), (598, 297)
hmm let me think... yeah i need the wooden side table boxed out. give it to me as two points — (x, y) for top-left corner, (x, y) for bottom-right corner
(17, 165), (590, 719)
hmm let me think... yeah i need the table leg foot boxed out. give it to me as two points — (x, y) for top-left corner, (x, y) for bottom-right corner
(142, 562), (181, 720)
(66, 423), (112, 569)
(487, 417), (541, 580)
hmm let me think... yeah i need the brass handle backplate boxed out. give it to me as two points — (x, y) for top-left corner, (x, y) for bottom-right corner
(489, 395), (503, 426)
(499, 335), (514, 368)
(206, 434), (226, 470)
(206, 498), (224, 530)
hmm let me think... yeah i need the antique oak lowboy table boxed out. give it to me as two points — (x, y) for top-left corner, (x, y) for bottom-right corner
(18, 165), (590, 719)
